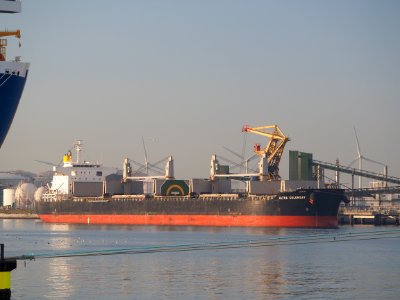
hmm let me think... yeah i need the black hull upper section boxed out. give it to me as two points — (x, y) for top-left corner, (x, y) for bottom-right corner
(37, 189), (346, 217)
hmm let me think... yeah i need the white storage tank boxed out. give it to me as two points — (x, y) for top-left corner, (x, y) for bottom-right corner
(15, 182), (37, 208)
(34, 186), (47, 202)
(3, 188), (16, 207)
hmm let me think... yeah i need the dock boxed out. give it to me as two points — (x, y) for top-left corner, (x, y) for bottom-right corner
(339, 206), (400, 225)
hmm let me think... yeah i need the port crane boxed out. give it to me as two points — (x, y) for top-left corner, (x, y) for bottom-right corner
(0, 29), (21, 61)
(242, 124), (289, 180)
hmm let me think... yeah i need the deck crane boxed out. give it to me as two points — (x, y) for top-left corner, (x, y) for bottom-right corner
(0, 29), (21, 61)
(242, 124), (289, 180)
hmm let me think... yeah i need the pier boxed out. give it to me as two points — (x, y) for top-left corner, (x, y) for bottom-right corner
(337, 187), (400, 225)
(339, 206), (400, 225)
(311, 157), (400, 225)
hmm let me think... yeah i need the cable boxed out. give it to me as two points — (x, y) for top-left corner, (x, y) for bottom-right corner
(12, 229), (400, 260)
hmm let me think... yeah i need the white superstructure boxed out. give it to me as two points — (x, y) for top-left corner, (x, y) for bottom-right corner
(49, 142), (118, 196)
(0, 60), (29, 78)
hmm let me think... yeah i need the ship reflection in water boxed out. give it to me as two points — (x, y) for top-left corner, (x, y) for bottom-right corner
(43, 224), (74, 299)
(45, 258), (73, 299)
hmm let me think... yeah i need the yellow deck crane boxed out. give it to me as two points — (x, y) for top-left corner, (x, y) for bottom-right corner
(242, 124), (289, 180)
(0, 29), (21, 61)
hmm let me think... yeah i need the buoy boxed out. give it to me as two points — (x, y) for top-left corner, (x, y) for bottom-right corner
(0, 244), (17, 300)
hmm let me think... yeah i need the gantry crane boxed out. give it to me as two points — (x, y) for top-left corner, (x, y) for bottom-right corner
(0, 30), (21, 61)
(242, 124), (289, 180)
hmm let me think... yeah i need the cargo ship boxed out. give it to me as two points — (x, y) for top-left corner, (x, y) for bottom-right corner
(37, 189), (346, 228)
(36, 126), (349, 228)
(0, 0), (29, 148)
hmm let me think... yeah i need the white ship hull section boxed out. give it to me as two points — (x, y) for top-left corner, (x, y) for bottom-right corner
(0, 0), (21, 13)
(0, 61), (30, 78)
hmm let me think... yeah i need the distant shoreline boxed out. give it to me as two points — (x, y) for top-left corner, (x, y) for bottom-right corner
(0, 213), (39, 219)
(0, 209), (39, 219)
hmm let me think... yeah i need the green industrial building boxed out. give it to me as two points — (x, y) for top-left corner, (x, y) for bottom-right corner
(289, 150), (314, 181)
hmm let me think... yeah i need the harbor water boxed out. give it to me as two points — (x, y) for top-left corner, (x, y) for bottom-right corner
(1, 220), (400, 299)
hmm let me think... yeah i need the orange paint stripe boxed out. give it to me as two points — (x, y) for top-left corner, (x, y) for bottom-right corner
(39, 214), (338, 228)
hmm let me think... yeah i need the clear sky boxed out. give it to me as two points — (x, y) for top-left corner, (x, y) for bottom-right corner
(1, 0), (399, 183)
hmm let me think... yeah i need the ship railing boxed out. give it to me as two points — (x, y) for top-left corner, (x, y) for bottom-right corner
(111, 194), (147, 200)
(247, 194), (276, 200)
(198, 193), (241, 200)
(42, 193), (56, 202)
(42, 193), (70, 202)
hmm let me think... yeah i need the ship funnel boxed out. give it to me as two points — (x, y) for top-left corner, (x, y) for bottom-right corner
(63, 151), (73, 167)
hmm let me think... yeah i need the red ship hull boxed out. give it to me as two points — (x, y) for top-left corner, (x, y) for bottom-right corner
(39, 214), (339, 228)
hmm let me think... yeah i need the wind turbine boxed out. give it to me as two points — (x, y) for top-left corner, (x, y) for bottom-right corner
(222, 130), (259, 174)
(142, 136), (149, 175)
(128, 136), (166, 176)
(74, 140), (83, 164)
(348, 127), (388, 188)
(241, 130), (247, 171)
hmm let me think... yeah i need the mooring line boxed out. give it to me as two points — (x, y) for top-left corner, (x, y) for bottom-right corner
(12, 229), (400, 260)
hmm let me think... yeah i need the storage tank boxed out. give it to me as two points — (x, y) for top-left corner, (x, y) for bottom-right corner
(15, 182), (37, 208)
(34, 186), (47, 202)
(3, 188), (15, 207)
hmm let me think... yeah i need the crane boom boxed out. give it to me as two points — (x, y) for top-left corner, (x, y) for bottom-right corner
(0, 30), (21, 39)
(242, 124), (289, 180)
(0, 29), (21, 61)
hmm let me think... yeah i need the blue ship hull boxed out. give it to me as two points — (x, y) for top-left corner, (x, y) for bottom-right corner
(0, 71), (28, 148)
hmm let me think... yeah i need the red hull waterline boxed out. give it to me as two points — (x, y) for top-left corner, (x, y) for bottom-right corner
(39, 214), (339, 228)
